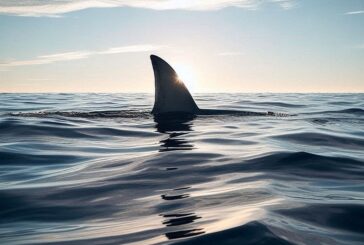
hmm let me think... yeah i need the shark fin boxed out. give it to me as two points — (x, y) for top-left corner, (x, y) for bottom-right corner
(150, 55), (199, 115)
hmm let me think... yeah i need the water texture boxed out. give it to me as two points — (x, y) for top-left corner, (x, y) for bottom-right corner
(0, 93), (363, 245)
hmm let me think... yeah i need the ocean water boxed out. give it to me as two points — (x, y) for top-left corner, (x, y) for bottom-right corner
(0, 93), (363, 245)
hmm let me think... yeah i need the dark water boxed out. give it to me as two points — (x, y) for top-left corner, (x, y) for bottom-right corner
(1, 93), (363, 245)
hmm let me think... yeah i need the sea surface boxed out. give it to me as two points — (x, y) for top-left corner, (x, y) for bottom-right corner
(0, 93), (363, 245)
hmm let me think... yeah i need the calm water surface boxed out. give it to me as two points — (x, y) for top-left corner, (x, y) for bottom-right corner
(0, 93), (363, 245)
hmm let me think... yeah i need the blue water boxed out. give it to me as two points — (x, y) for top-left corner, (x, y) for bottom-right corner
(1, 93), (363, 245)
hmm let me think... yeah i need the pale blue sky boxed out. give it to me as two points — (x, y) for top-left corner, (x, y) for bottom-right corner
(0, 0), (363, 92)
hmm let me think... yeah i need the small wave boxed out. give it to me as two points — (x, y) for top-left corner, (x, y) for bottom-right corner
(10, 110), (152, 119)
(247, 152), (364, 179)
(272, 132), (364, 150)
(310, 108), (364, 115)
(174, 221), (293, 245)
(207, 152), (364, 180)
(0, 118), (158, 139)
(253, 102), (305, 108)
(199, 138), (256, 145)
(0, 192), (117, 222)
(328, 101), (357, 106)
(275, 203), (364, 234)
(0, 151), (86, 166)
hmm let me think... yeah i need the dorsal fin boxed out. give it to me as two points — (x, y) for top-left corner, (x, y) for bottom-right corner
(150, 55), (199, 115)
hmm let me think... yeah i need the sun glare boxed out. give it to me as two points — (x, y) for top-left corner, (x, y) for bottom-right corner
(174, 64), (198, 93)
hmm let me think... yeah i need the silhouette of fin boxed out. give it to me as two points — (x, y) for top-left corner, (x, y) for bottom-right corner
(150, 55), (199, 115)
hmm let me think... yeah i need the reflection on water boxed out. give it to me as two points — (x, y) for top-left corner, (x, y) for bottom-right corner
(159, 133), (194, 152)
(161, 193), (190, 200)
(155, 115), (195, 152)
(162, 213), (202, 227)
(155, 115), (205, 240)
(165, 228), (205, 240)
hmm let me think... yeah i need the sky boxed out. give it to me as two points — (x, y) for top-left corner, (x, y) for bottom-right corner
(0, 0), (363, 93)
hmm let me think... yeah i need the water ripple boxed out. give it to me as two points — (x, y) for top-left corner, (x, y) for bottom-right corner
(0, 93), (363, 245)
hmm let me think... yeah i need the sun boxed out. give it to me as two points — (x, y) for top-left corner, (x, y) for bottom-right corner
(174, 64), (198, 93)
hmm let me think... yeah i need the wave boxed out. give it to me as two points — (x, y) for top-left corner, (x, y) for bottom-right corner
(0, 151), (85, 166)
(272, 132), (364, 150)
(245, 152), (364, 179)
(205, 152), (364, 180)
(175, 221), (293, 245)
(306, 108), (364, 116)
(252, 101), (305, 108)
(9, 110), (152, 119)
(0, 119), (157, 138)
(275, 203), (364, 234)
(0, 191), (128, 230)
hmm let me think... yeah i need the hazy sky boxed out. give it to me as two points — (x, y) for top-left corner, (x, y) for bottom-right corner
(0, 0), (363, 93)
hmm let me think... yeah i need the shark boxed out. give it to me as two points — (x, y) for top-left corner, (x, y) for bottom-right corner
(150, 55), (276, 117)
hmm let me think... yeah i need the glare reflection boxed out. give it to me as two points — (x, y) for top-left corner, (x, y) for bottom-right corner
(174, 63), (198, 93)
